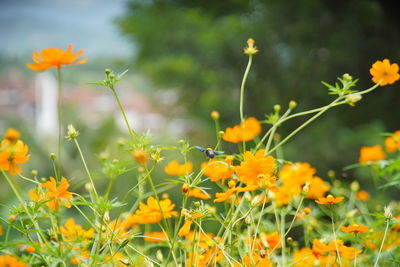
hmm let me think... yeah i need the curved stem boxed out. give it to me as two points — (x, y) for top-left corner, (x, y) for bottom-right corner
(373, 219), (390, 267)
(331, 209), (342, 267)
(73, 139), (98, 197)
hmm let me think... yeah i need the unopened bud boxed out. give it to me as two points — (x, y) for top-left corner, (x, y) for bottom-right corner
(194, 201), (201, 208)
(210, 111), (220, 120)
(156, 250), (163, 262)
(302, 181), (310, 193)
(132, 149), (149, 165)
(346, 93), (362, 106)
(289, 100), (297, 109)
(218, 131), (225, 138)
(342, 73), (353, 82)
(287, 237), (293, 244)
(105, 69), (111, 75)
(273, 104), (281, 112)
(304, 207), (311, 215)
(9, 215), (17, 223)
(50, 153), (56, 160)
(85, 183), (93, 192)
(260, 250), (266, 258)
(244, 38), (259, 55)
(31, 170), (38, 177)
(179, 139), (185, 146)
(182, 183), (190, 193)
(162, 193), (170, 199)
(350, 181), (360, 192)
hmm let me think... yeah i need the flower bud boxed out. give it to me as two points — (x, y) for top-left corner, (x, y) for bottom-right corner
(244, 38), (259, 55)
(85, 183), (93, 192)
(304, 207), (311, 215)
(132, 149), (149, 165)
(342, 73), (353, 82)
(287, 237), (293, 244)
(162, 193), (170, 199)
(273, 104), (281, 112)
(350, 181), (360, 192)
(289, 100), (297, 109)
(5, 128), (21, 142)
(179, 139), (185, 146)
(384, 206), (392, 219)
(302, 181), (310, 194)
(50, 153), (56, 160)
(182, 183), (190, 193)
(346, 93), (362, 106)
(66, 124), (79, 140)
(9, 215), (17, 223)
(218, 131), (225, 138)
(194, 201), (201, 208)
(105, 69), (111, 75)
(156, 250), (163, 262)
(31, 170), (38, 177)
(210, 111), (220, 120)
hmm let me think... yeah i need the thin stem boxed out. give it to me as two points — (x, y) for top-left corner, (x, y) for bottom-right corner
(281, 208), (287, 266)
(373, 218), (390, 267)
(240, 55), (253, 123)
(331, 209), (342, 267)
(56, 68), (63, 177)
(73, 139), (98, 197)
(2, 171), (45, 245)
(111, 86), (138, 143)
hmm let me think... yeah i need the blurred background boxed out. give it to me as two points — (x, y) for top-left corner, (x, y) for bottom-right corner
(0, 0), (399, 205)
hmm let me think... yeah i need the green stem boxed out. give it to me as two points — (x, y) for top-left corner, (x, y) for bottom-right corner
(239, 55), (253, 151)
(56, 68), (63, 178)
(373, 218), (390, 267)
(2, 171), (45, 245)
(73, 139), (98, 197)
(281, 208), (287, 266)
(331, 209), (342, 267)
(111, 86), (138, 143)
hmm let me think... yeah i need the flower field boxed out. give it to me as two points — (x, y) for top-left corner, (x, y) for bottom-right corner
(0, 39), (399, 266)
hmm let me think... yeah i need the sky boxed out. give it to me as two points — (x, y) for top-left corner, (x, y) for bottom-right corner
(0, 0), (132, 58)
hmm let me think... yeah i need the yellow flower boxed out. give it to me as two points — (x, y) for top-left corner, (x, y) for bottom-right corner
(201, 156), (234, 182)
(223, 117), (262, 143)
(359, 145), (385, 163)
(341, 224), (369, 234)
(60, 218), (94, 241)
(370, 59), (399, 86)
(243, 38), (259, 55)
(0, 255), (26, 267)
(356, 190), (370, 201)
(385, 130), (400, 152)
(127, 196), (178, 224)
(164, 160), (193, 175)
(0, 139), (30, 175)
(186, 187), (211, 200)
(234, 149), (276, 187)
(40, 177), (73, 210)
(315, 194), (344, 205)
(178, 219), (193, 237)
(26, 45), (87, 72)
(4, 128), (21, 142)
(132, 149), (149, 165)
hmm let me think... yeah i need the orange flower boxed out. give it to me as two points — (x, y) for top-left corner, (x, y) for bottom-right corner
(370, 59), (400, 86)
(223, 117), (262, 143)
(311, 239), (330, 258)
(25, 246), (35, 253)
(234, 149), (276, 187)
(4, 128), (21, 142)
(144, 231), (168, 243)
(359, 145), (385, 163)
(385, 130), (400, 152)
(307, 177), (330, 199)
(28, 187), (45, 202)
(103, 220), (131, 241)
(26, 45), (87, 72)
(132, 149), (149, 165)
(273, 184), (301, 207)
(186, 187), (211, 200)
(341, 224), (368, 234)
(0, 139), (30, 175)
(279, 162), (316, 186)
(214, 183), (258, 203)
(40, 177), (73, 210)
(127, 196), (177, 224)
(164, 160), (193, 175)
(249, 231), (282, 251)
(178, 219), (193, 237)
(201, 156), (234, 182)
(315, 194), (344, 205)
(240, 253), (271, 267)
(0, 255), (26, 267)
(356, 190), (370, 201)
(60, 218), (94, 241)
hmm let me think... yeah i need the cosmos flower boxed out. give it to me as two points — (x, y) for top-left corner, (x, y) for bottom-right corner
(384, 130), (400, 152)
(223, 117), (262, 143)
(341, 224), (369, 234)
(40, 177), (73, 210)
(0, 139), (30, 175)
(144, 232), (168, 243)
(370, 59), (399, 86)
(60, 218), (94, 241)
(164, 160), (193, 175)
(359, 145), (385, 163)
(315, 194), (344, 205)
(127, 196), (178, 224)
(0, 255), (26, 267)
(27, 45), (87, 72)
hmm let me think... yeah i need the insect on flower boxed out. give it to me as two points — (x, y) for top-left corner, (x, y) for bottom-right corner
(195, 146), (224, 159)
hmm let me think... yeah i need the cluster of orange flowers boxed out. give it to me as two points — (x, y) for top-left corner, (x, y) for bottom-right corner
(359, 129), (400, 163)
(223, 117), (262, 143)
(0, 129), (30, 175)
